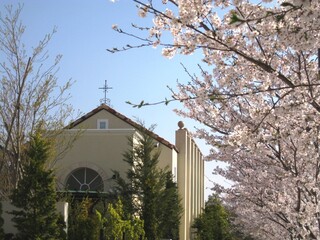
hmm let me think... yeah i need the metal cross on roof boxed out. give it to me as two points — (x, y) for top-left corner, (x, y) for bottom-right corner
(99, 80), (113, 105)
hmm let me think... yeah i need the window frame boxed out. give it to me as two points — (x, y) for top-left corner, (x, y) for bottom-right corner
(65, 167), (104, 192)
(97, 119), (108, 129)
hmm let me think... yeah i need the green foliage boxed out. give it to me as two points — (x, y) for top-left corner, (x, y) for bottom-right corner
(229, 12), (244, 25)
(0, 202), (4, 239)
(56, 214), (67, 240)
(193, 196), (233, 240)
(115, 125), (182, 240)
(157, 172), (183, 240)
(67, 198), (100, 240)
(10, 133), (65, 240)
(97, 199), (145, 240)
(193, 195), (255, 240)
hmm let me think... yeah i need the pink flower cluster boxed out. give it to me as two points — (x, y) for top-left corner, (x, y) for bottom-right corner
(134, 0), (320, 238)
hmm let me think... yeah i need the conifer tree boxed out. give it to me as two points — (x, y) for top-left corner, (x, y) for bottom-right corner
(115, 125), (182, 240)
(193, 195), (254, 240)
(193, 196), (233, 240)
(10, 133), (65, 240)
(97, 199), (145, 240)
(157, 172), (182, 240)
(67, 198), (100, 240)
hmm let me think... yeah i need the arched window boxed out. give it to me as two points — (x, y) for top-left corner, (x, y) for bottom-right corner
(66, 167), (104, 192)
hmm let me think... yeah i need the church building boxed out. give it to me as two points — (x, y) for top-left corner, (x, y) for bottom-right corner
(54, 103), (204, 240)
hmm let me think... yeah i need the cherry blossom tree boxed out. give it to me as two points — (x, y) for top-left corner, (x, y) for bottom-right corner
(110, 0), (320, 239)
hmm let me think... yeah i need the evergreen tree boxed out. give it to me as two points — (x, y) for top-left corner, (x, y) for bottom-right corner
(10, 133), (65, 240)
(67, 197), (100, 240)
(193, 195), (232, 240)
(115, 125), (182, 240)
(193, 195), (254, 240)
(97, 199), (145, 240)
(157, 172), (182, 240)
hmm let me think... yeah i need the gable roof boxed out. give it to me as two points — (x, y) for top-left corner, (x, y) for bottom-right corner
(66, 104), (178, 152)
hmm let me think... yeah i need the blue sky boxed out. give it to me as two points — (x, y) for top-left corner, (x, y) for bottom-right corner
(0, 0), (229, 199)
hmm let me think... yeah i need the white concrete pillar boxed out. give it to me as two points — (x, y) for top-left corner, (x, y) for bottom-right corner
(175, 121), (204, 240)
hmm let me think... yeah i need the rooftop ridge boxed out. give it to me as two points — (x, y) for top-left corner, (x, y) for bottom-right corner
(66, 104), (178, 152)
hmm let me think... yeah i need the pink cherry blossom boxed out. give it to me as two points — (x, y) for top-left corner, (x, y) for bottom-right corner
(129, 0), (320, 238)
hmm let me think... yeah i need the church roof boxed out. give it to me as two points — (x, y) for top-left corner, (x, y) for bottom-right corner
(66, 104), (178, 152)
